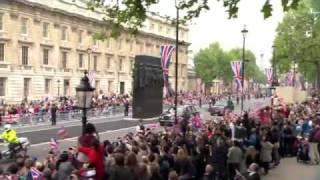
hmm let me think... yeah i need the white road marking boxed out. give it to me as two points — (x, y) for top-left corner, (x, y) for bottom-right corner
(29, 126), (138, 147)
(17, 115), (125, 134)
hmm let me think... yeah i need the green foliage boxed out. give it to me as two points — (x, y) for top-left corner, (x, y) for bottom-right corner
(194, 42), (266, 84)
(273, 0), (320, 81)
(88, 0), (302, 38)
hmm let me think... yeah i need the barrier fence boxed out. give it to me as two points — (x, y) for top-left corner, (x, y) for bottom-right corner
(1, 106), (127, 126)
(0, 100), (210, 126)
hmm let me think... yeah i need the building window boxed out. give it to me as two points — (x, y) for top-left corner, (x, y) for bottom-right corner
(119, 58), (123, 71)
(21, 18), (28, 35)
(78, 30), (83, 43)
(140, 43), (143, 53)
(23, 78), (31, 98)
(43, 49), (49, 65)
(61, 51), (67, 68)
(106, 38), (110, 48)
(44, 79), (51, 94)
(181, 31), (185, 39)
(21, 46), (28, 65)
(0, 78), (6, 96)
(0, 43), (4, 61)
(43, 22), (49, 38)
(63, 80), (69, 96)
(150, 23), (154, 30)
(158, 25), (163, 32)
(106, 56), (111, 69)
(93, 38), (98, 46)
(166, 28), (171, 34)
(93, 55), (98, 71)
(130, 58), (134, 72)
(78, 53), (84, 68)
(108, 81), (113, 92)
(61, 26), (67, 40)
(130, 41), (133, 51)
(0, 13), (3, 31)
(118, 39), (122, 49)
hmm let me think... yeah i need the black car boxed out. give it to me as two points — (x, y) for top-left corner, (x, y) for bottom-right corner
(159, 105), (199, 126)
(208, 101), (227, 116)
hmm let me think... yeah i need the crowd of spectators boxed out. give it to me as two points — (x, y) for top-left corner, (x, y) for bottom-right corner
(3, 93), (311, 180)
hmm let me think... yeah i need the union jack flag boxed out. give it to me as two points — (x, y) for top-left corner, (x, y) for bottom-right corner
(88, 70), (96, 87)
(265, 68), (273, 84)
(160, 45), (175, 96)
(49, 138), (58, 151)
(30, 167), (42, 180)
(230, 61), (243, 91)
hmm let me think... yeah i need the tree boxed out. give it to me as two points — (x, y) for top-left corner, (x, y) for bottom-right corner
(194, 43), (232, 83)
(273, 0), (320, 82)
(194, 43), (265, 85)
(88, 0), (302, 38)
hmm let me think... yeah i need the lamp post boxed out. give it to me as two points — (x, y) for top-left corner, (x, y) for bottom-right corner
(241, 25), (248, 112)
(76, 71), (95, 135)
(57, 80), (60, 97)
(174, 0), (180, 124)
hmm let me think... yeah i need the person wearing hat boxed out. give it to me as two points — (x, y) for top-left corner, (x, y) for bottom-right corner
(0, 124), (20, 156)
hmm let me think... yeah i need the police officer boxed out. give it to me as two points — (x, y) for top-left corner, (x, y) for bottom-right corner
(1, 124), (19, 154)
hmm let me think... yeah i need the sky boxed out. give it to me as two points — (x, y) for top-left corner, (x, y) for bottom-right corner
(150, 0), (285, 69)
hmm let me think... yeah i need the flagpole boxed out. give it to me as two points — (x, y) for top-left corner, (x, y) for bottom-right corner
(174, 0), (179, 124)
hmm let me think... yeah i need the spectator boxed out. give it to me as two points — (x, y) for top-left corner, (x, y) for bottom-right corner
(50, 103), (57, 126)
(227, 141), (243, 180)
(78, 123), (99, 147)
(108, 153), (134, 180)
(55, 152), (74, 180)
(246, 163), (261, 180)
(78, 139), (105, 180)
(202, 164), (217, 180)
(260, 136), (273, 175)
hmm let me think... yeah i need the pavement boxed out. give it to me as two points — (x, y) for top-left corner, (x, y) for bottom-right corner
(263, 158), (320, 180)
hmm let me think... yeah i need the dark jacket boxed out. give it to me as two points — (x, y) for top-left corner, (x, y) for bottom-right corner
(108, 166), (134, 180)
(247, 172), (261, 180)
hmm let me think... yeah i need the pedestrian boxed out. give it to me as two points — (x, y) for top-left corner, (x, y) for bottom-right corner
(246, 163), (260, 180)
(124, 99), (129, 117)
(227, 141), (243, 180)
(308, 124), (320, 165)
(259, 136), (273, 175)
(50, 103), (57, 126)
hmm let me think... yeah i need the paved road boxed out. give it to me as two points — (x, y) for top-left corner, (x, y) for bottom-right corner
(263, 158), (320, 180)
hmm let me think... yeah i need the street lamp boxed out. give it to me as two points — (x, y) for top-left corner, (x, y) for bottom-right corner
(241, 25), (248, 112)
(174, 0), (180, 124)
(57, 80), (60, 97)
(76, 71), (95, 135)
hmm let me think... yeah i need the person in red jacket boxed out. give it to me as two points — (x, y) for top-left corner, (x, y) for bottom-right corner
(78, 139), (105, 180)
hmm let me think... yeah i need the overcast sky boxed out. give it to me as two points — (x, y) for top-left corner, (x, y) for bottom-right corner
(150, 0), (284, 69)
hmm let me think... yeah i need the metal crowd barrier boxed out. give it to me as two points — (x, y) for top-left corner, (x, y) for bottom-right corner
(2, 106), (128, 126)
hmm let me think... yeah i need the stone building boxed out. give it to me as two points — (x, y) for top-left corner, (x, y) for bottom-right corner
(0, 0), (190, 103)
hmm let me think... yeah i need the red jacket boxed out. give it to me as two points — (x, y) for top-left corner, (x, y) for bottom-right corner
(78, 145), (105, 180)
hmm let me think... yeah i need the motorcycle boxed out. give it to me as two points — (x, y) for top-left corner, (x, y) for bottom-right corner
(0, 137), (30, 160)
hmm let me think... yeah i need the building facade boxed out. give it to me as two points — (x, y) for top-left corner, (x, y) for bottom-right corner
(0, 0), (189, 103)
